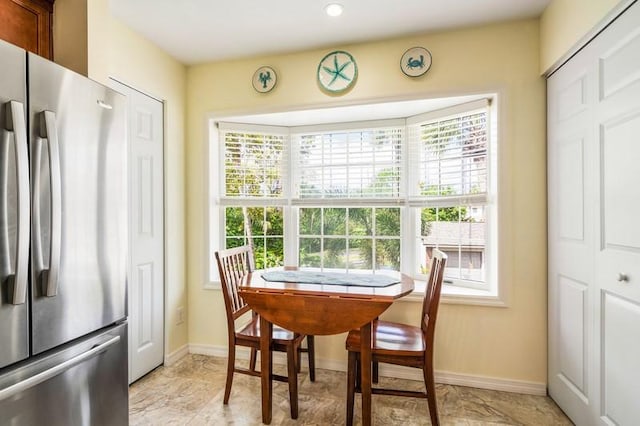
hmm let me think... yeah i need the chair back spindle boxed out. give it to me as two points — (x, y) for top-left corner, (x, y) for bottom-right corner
(215, 245), (255, 321)
(421, 249), (447, 340)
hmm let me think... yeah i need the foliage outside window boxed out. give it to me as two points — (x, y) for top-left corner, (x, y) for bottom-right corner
(299, 207), (401, 271)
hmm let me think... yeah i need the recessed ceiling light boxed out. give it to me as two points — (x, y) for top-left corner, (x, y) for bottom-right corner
(325, 3), (343, 17)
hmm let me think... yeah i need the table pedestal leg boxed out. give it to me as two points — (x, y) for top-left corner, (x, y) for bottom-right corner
(360, 321), (372, 426)
(260, 316), (273, 424)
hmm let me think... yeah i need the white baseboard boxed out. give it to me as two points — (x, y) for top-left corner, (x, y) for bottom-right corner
(185, 344), (546, 396)
(164, 344), (189, 366)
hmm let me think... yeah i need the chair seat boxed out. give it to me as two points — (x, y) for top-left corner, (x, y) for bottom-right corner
(237, 315), (299, 343)
(346, 320), (426, 356)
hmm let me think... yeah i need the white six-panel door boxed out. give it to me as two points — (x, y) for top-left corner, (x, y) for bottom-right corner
(547, 3), (640, 425)
(110, 79), (165, 384)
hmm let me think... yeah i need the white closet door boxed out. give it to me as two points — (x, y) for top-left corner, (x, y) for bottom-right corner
(110, 80), (165, 384)
(590, 5), (640, 425)
(547, 40), (596, 426)
(548, 3), (640, 425)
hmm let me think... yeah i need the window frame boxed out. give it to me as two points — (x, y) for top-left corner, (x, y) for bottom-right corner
(207, 98), (499, 298)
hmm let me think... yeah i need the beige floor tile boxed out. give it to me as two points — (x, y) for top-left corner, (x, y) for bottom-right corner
(129, 355), (573, 426)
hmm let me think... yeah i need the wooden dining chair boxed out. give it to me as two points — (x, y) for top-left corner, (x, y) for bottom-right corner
(215, 245), (315, 419)
(345, 249), (447, 426)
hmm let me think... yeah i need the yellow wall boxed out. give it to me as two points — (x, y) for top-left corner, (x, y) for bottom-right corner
(84, 0), (189, 354)
(53, 0), (88, 75)
(540, 0), (622, 73)
(187, 19), (547, 383)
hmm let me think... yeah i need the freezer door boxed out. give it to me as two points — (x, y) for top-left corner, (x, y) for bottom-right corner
(0, 322), (128, 426)
(28, 54), (128, 354)
(0, 40), (30, 369)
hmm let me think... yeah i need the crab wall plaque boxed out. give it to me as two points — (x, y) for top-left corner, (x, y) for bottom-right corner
(400, 47), (432, 78)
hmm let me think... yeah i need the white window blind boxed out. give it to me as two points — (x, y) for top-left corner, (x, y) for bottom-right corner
(219, 122), (288, 200)
(292, 122), (404, 203)
(408, 100), (489, 207)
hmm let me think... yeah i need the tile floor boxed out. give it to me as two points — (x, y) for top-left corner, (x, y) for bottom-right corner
(129, 354), (572, 425)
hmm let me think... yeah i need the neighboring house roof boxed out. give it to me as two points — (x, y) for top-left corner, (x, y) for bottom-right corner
(421, 222), (485, 247)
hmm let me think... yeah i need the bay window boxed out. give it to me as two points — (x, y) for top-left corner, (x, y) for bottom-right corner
(211, 98), (496, 292)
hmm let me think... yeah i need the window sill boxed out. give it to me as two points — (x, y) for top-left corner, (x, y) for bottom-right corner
(399, 280), (506, 307)
(204, 279), (506, 307)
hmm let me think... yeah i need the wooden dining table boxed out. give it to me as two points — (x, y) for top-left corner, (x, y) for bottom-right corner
(239, 270), (415, 425)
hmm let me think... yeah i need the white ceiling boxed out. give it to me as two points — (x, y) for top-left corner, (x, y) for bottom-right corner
(109, 0), (551, 65)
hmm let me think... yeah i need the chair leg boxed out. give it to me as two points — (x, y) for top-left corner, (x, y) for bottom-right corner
(372, 360), (379, 384)
(355, 353), (361, 393)
(346, 351), (357, 426)
(307, 335), (316, 382)
(224, 344), (236, 404)
(249, 347), (257, 372)
(286, 344), (299, 419)
(423, 362), (439, 426)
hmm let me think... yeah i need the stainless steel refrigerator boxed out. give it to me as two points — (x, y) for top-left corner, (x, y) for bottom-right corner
(0, 39), (128, 425)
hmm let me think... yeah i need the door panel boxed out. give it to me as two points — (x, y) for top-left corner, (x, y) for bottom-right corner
(0, 39), (29, 369)
(600, 113), (640, 250)
(110, 80), (164, 384)
(28, 54), (128, 354)
(557, 276), (587, 396)
(601, 293), (640, 426)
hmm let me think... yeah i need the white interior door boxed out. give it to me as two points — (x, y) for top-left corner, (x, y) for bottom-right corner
(110, 79), (165, 384)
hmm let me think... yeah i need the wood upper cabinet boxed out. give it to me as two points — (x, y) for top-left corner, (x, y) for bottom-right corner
(0, 0), (54, 59)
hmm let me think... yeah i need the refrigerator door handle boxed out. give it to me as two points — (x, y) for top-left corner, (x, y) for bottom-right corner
(34, 110), (62, 297)
(0, 335), (121, 402)
(2, 101), (30, 305)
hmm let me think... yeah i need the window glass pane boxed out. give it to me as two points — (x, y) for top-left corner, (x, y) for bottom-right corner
(415, 111), (487, 199)
(225, 237), (245, 249)
(251, 237), (283, 270)
(223, 131), (285, 198)
(375, 208), (401, 236)
(295, 127), (403, 199)
(323, 238), (347, 269)
(419, 205), (485, 283)
(265, 237), (284, 268)
(248, 237), (264, 269)
(265, 207), (284, 235)
(300, 238), (321, 267)
(224, 206), (283, 270)
(375, 239), (400, 271)
(348, 208), (372, 236)
(349, 238), (372, 269)
(323, 208), (346, 235)
(299, 208), (321, 235)
(225, 207), (244, 237)
(248, 207), (266, 236)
